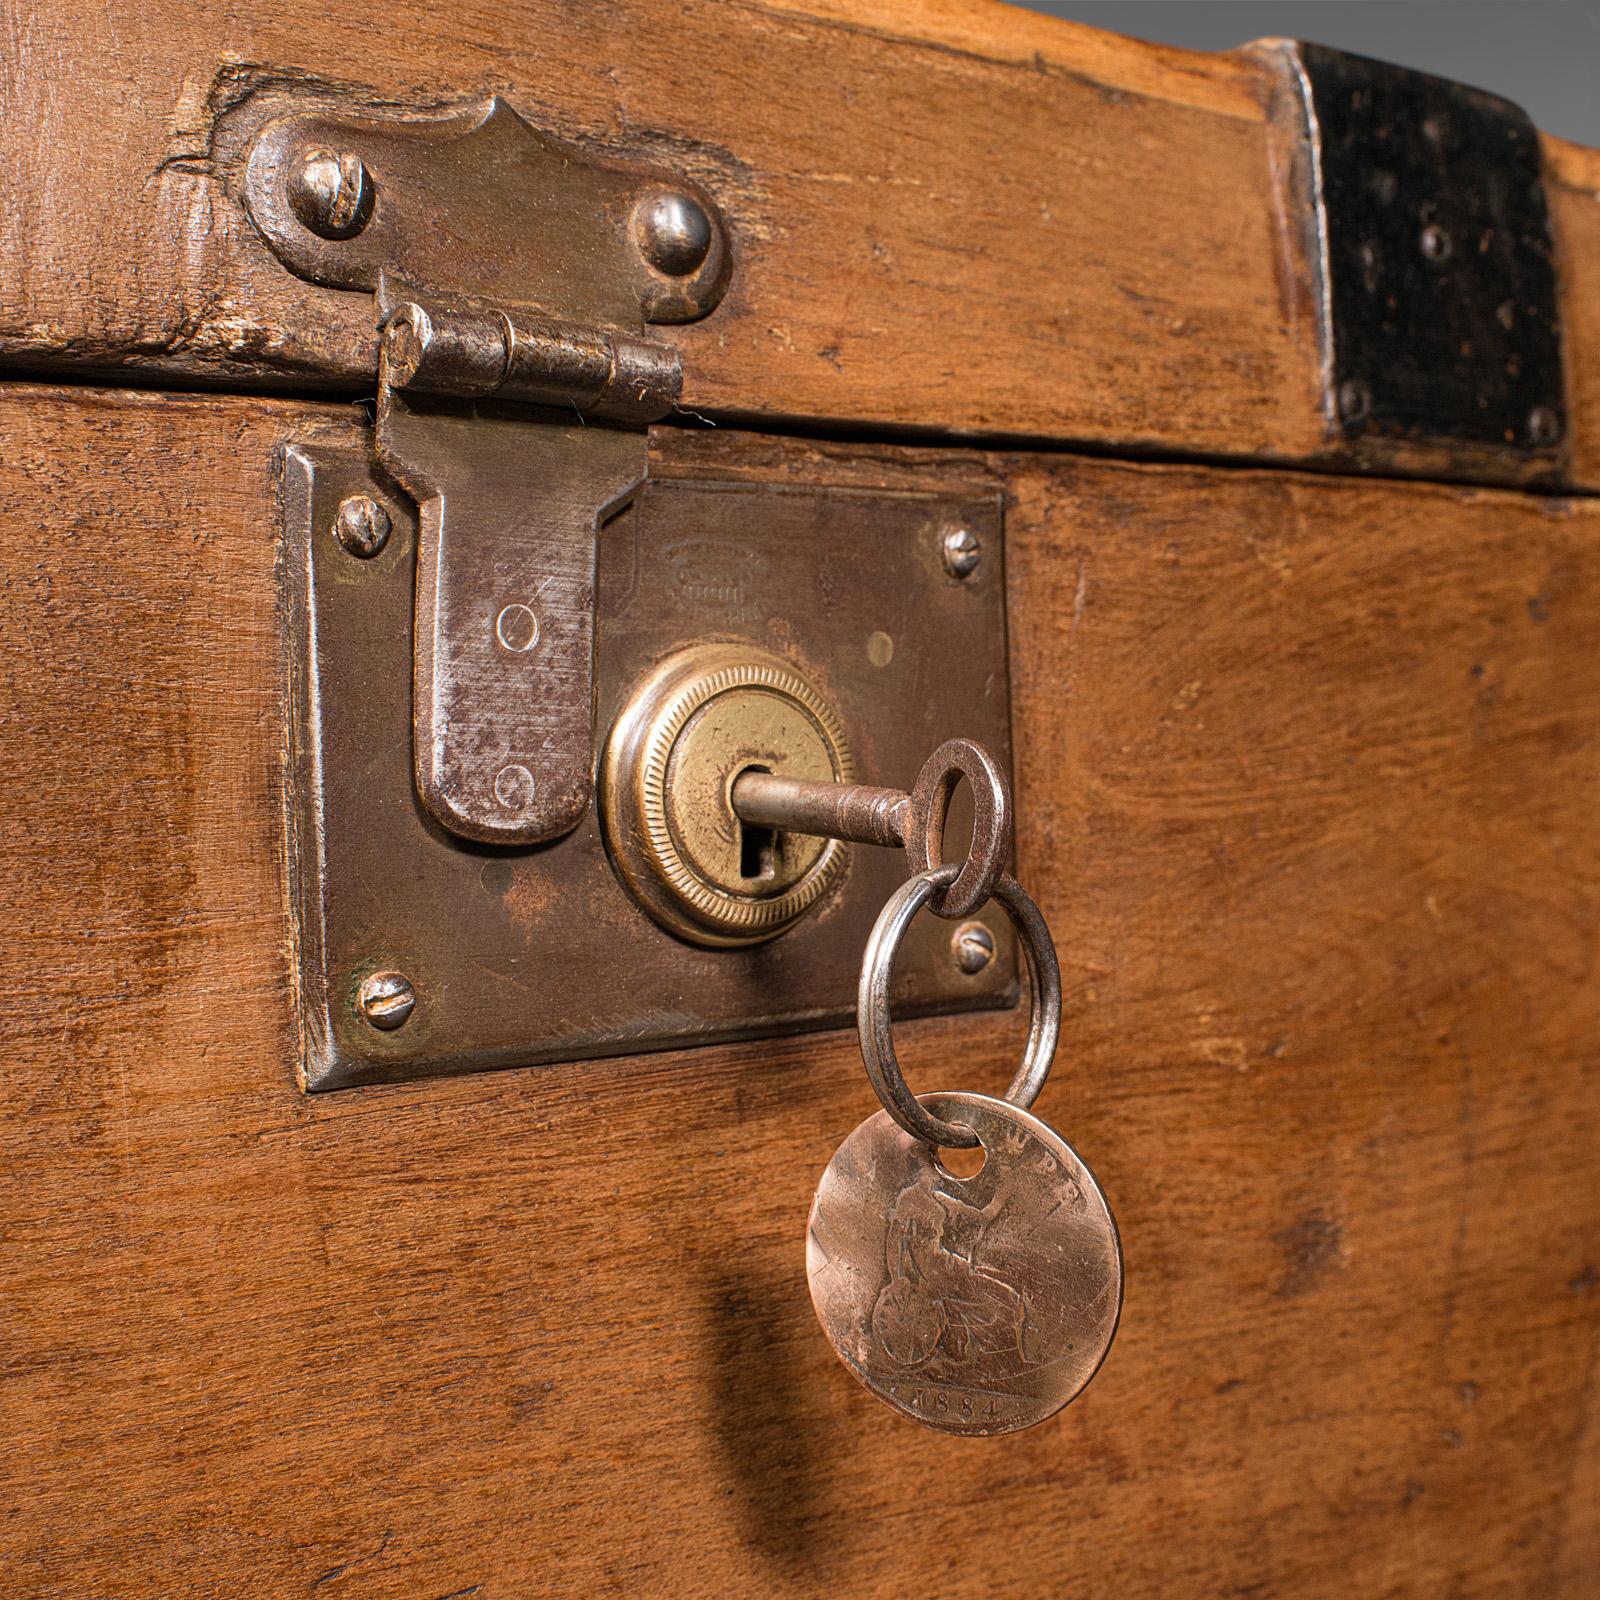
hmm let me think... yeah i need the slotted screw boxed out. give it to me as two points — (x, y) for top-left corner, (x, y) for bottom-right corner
(952, 921), (996, 975)
(333, 494), (391, 559)
(358, 970), (415, 1030)
(288, 147), (374, 240)
(942, 526), (982, 579)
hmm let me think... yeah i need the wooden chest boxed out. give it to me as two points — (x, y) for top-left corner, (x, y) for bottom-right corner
(3, 3), (1597, 1594)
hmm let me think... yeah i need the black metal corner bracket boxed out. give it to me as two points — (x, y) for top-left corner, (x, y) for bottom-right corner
(1292, 43), (1567, 463)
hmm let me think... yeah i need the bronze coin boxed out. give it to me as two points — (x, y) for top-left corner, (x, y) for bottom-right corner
(807, 1090), (1122, 1435)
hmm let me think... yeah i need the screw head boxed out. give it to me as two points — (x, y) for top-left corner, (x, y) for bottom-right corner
(942, 525), (982, 579)
(358, 970), (415, 1030)
(1419, 223), (1453, 263)
(952, 921), (996, 975)
(1337, 378), (1372, 426)
(634, 191), (713, 277)
(287, 147), (374, 240)
(1528, 404), (1563, 447)
(332, 494), (391, 559)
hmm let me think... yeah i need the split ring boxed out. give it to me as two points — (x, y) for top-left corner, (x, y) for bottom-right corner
(858, 863), (1062, 1149)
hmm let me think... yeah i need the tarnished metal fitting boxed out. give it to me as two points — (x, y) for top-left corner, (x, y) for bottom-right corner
(332, 493), (391, 558)
(942, 525), (982, 579)
(1528, 405), (1563, 447)
(379, 301), (681, 425)
(634, 192), (714, 277)
(1418, 222), (1453, 263)
(952, 920), (996, 974)
(1337, 379), (1372, 425)
(601, 645), (855, 947)
(286, 147), (374, 240)
(357, 970), (416, 1030)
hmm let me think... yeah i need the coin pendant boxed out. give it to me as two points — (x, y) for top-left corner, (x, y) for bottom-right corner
(807, 1090), (1122, 1436)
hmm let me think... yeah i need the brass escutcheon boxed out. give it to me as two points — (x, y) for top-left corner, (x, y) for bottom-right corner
(600, 644), (855, 945)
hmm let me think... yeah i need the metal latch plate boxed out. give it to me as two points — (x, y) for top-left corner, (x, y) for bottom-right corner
(283, 446), (1017, 1090)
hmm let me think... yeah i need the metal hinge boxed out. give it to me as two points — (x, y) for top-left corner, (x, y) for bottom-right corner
(240, 95), (730, 843)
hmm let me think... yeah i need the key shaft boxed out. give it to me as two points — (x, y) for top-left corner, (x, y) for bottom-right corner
(729, 770), (911, 850)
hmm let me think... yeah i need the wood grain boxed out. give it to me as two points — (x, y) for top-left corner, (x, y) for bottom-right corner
(1, 383), (1596, 1596)
(0, 0), (1309, 458)
(1548, 135), (1600, 493)
(3, 0), (1597, 486)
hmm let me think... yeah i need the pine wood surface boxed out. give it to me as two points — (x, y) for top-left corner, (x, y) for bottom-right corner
(3, 0), (1599, 487)
(2, 383), (1596, 1596)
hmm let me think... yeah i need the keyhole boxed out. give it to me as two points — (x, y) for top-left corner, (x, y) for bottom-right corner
(736, 765), (778, 881)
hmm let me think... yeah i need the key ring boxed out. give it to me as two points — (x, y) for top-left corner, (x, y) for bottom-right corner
(857, 863), (1062, 1149)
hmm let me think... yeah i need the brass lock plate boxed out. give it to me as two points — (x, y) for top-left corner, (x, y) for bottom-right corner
(283, 443), (1016, 1090)
(601, 643), (860, 946)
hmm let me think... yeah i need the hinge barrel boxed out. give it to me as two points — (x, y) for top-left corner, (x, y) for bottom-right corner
(381, 302), (681, 425)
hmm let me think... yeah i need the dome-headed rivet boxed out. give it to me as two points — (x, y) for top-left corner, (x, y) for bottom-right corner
(635, 192), (714, 277)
